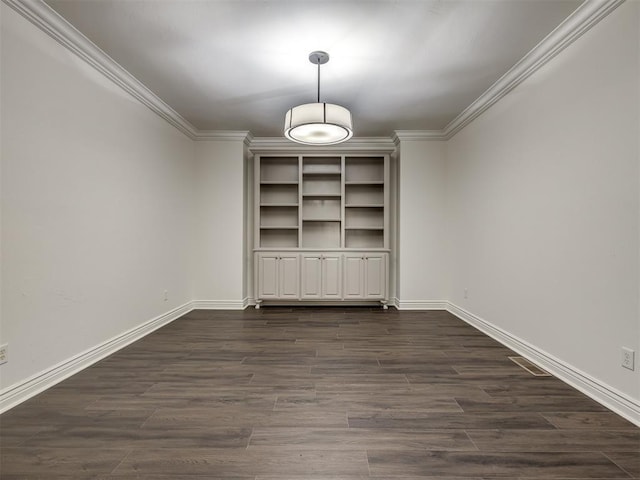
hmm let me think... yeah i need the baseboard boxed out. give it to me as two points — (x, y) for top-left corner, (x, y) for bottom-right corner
(0, 301), (193, 414)
(395, 299), (448, 310)
(243, 297), (255, 309)
(191, 299), (248, 310)
(446, 302), (640, 427)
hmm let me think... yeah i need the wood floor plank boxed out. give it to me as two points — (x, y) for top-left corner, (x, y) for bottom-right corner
(275, 393), (463, 413)
(255, 477), (485, 480)
(466, 428), (640, 452)
(367, 450), (631, 478)
(455, 395), (610, 413)
(348, 412), (557, 429)
(249, 427), (477, 451)
(143, 406), (349, 428)
(604, 452), (640, 478)
(542, 411), (640, 429)
(0, 448), (129, 476)
(112, 448), (370, 476)
(19, 425), (252, 449)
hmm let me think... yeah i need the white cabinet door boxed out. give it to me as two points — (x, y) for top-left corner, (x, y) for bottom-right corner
(302, 254), (342, 299)
(364, 254), (386, 299)
(257, 253), (299, 299)
(343, 252), (387, 300)
(322, 254), (342, 299)
(279, 254), (300, 299)
(343, 254), (365, 299)
(258, 254), (279, 299)
(301, 254), (322, 299)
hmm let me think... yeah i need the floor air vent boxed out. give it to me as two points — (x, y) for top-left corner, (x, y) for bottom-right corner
(509, 356), (552, 376)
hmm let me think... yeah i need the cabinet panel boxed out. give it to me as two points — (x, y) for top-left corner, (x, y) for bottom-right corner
(364, 254), (386, 299)
(322, 255), (342, 299)
(258, 255), (279, 299)
(301, 255), (322, 299)
(279, 255), (300, 299)
(343, 255), (364, 298)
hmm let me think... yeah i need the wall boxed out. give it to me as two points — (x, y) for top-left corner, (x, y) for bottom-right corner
(193, 139), (247, 307)
(1, 4), (195, 397)
(396, 139), (448, 308)
(446, 0), (639, 407)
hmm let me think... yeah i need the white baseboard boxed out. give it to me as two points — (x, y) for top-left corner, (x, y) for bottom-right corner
(191, 299), (248, 310)
(0, 301), (193, 414)
(395, 299), (448, 310)
(243, 297), (255, 309)
(446, 302), (640, 427)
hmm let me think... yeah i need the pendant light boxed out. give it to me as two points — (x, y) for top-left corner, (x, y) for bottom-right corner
(284, 51), (353, 145)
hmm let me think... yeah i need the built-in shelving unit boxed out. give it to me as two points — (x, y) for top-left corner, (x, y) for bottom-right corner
(254, 153), (389, 307)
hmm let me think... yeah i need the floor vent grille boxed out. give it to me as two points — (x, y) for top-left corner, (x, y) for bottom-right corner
(509, 356), (552, 376)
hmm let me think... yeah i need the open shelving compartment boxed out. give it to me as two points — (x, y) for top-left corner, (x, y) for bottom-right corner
(300, 156), (343, 248)
(260, 156), (299, 183)
(302, 221), (341, 248)
(302, 156), (342, 175)
(343, 156), (386, 249)
(345, 156), (384, 183)
(260, 184), (298, 205)
(260, 228), (299, 248)
(257, 156), (300, 248)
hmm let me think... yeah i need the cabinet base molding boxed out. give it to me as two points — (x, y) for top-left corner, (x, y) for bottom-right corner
(191, 299), (248, 310)
(255, 299), (390, 309)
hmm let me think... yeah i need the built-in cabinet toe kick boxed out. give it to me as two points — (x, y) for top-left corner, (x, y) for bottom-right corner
(253, 153), (390, 308)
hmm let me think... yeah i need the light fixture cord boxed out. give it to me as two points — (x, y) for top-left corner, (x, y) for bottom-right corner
(317, 60), (321, 103)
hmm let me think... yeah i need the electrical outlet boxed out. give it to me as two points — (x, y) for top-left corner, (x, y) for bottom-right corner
(463, 288), (468, 299)
(0, 344), (8, 365)
(621, 347), (635, 371)
(163, 290), (168, 302)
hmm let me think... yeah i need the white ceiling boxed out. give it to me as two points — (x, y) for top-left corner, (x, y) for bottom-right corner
(44, 0), (583, 137)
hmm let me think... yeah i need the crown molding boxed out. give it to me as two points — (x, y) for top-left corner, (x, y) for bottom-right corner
(442, 0), (625, 139)
(194, 131), (251, 142)
(392, 130), (447, 144)
(3, 0), (199, 140)
(248, 136), (397, 154)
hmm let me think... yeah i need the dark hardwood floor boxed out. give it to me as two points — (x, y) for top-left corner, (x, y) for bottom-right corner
(1, 307), (638, 479)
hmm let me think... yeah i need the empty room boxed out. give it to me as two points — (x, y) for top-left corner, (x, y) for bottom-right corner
(1, 0), (639, 478)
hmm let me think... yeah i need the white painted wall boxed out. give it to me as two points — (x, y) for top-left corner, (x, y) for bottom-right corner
(446, 1), (639, 401)
(193, 140), (246, 306)
(396, 139), (448, 307)
(0, 4), (195, 390)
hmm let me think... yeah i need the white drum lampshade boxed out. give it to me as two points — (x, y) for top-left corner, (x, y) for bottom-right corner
(284, 102), (353, 145)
